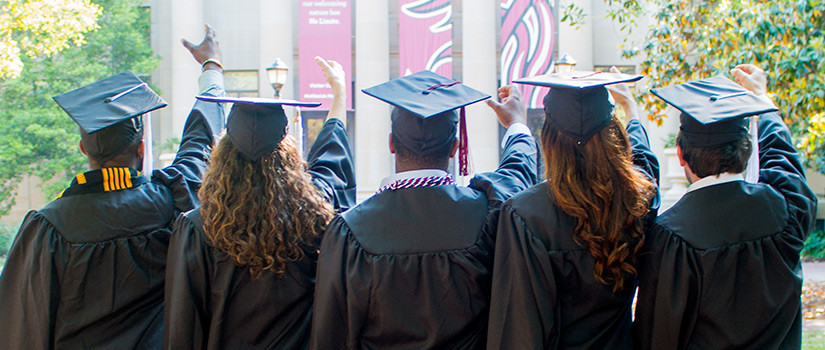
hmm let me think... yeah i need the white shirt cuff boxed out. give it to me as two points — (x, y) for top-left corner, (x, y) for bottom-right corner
(500, 122), (531, 149)
(198, 69), (225, 96)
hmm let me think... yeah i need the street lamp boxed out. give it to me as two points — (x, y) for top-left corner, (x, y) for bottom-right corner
(266, 58), (289, 98)
(555, 53), (577, 73)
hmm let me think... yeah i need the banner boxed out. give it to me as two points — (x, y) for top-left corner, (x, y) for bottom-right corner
(298, 0), (352, 109)
(500, 0), (556, 108)
(398, 0), (452, 77)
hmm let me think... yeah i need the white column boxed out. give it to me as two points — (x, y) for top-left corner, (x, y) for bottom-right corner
(167, 0), (204, 141)
(558, 0), (593, 70)
(259, 0), (294, 99)
(354, 1), (391, 201)
(462, 0), (500, 177)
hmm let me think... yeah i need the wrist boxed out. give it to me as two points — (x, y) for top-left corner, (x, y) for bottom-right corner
(201, 58), (223, 73)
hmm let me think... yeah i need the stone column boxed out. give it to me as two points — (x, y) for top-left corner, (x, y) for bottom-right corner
(151, 0), (204, 142)
(461, 0), (501, 179)
(354, 1), (391, 200)
(259, 0), (294, 100)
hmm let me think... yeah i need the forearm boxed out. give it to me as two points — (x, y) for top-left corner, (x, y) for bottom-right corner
(325, 88), (347, 127)
(197, 69), (225, 97)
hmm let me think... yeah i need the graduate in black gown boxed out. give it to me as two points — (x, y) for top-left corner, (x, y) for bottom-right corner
(311, 71), (539, 349)
(163, 56), (355, 350)
(0, 26), (226, 349)
(486, 68), (660, 349)
(633, 64), (818, 349)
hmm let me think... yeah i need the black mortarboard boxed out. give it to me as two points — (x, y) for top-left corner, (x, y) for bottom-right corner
(196, 96), (321, 160)
(53, 71), (166, 163)
(54, 71), (166, 134)
(651, 75), (778, 147)
(515, 71), (643, 143)
(362, 70), (490, 175)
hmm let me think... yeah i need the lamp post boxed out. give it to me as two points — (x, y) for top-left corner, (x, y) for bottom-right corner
(266, 58), (289, 99)
(554, 53), (577, 73)
(266, 58), (303, 156)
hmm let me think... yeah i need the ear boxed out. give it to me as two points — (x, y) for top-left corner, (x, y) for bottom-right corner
(389, 133), (396, 154)
(135, 140), (145, 160)
(676, 145), (686, 167)
(78, 140), (87, 156)
(448, 139), (459, 158)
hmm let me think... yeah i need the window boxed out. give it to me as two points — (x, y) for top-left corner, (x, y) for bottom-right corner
(224, 70), (259, 97)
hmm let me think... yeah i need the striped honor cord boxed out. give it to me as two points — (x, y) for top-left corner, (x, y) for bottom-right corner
(377, 174), (455, 193)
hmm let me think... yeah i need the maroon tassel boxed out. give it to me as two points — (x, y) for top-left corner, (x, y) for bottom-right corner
(459, 106), (468, 176)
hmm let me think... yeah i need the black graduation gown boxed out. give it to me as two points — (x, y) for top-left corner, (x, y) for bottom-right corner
(0, 99), (224, 349)
(487, 119), (660, 349)
(633, 112), (818, 349)
(163, 118), (356, 350)
(310, 133), (539, 350)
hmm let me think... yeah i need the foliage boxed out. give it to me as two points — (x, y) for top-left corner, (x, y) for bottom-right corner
(0, 0), (157, 216)
(0, 0), (101, 78)
(0, 222), (15, 256)
(563, 0), (825, 173)
(804, 231), (825, 260)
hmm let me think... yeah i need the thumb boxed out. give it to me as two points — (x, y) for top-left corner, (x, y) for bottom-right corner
(486, 98), (503, 111)
(181, 39), (195, 50)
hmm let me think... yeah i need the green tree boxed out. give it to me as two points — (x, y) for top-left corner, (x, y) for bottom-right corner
(0, 0), (101, 78)
(0, 0), (158, 216)
(565, 0), (825, 172)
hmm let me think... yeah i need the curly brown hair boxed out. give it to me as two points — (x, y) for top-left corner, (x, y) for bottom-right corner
(541, 116), (656, 293)
(198, 135), (334, 278)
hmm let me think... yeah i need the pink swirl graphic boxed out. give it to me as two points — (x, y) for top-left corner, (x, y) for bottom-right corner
(399, 0), (453, 77)
(500, 0), (555, 108)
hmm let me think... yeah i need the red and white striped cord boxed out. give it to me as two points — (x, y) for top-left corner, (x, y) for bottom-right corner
(377, 174), (455, 193)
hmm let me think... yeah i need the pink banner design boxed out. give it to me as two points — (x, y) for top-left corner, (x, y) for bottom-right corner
(298, 0), (352, 109)
(398, 0), (452, 77)
(500, 0), (556, 108)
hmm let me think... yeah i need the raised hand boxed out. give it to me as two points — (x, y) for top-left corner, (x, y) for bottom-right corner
(315, 56), (346, 95)
(605, 66), (640, 120)
(730, 64), (768, 96)
(486, 85), (528, 128)
(182, 24), (222, 71)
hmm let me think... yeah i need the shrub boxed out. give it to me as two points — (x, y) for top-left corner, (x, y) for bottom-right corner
(803, 231), (825, 260)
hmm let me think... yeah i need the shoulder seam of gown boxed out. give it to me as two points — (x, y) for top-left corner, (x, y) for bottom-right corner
(654, 220), (800, 252)
(501, 201), (589, 253)
(339, 216), (491, 257)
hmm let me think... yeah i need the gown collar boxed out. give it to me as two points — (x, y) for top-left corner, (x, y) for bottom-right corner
(686, 172), (745, 194)
(57, 167), (146, 199)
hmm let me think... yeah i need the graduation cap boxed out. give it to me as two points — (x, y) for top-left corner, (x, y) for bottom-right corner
(53, 71), (167, 163)
(362, 70), (490, 176)
(651, 75), (778, 147)
(195, 95), (321, 160)
(515, 71), (643, 143)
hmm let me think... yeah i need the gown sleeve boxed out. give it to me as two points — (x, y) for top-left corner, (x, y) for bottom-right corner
(756, 112), (817, 240)
(306, 118), (356, 212)
(626, 119), (660, 186)
(163, 212), (213, 350)
(486, 203), (560, 350)
(152, 98), (226, 214)
(469, 133), (539, 207)
(311, 216), (372, 349)
(632, 223), (703, 349)
(0, 211), (67, 350)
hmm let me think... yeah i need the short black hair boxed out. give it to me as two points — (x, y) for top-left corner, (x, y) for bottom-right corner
(392, 135), (455, 170)
(677, 131), (751, 178)
(80, 118), (143, 166)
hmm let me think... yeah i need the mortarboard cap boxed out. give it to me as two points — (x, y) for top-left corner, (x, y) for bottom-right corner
(53, 71), (166, 164)
(362, 70), (490, 175)
(515, 71), (643, 143)
(195, 95), (321, 160)
(54, 71), (166, 134)
(651, 75), (778, 147)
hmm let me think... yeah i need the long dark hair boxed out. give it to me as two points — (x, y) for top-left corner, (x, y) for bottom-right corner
(198, 136), (333, 278)
(541, 116), (656, 293)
